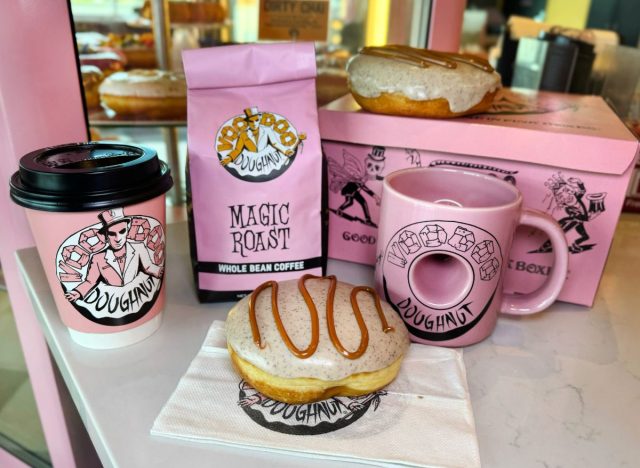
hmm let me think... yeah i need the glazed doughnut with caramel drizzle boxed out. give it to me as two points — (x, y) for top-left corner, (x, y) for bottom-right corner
(249, 274), (395, 360)
(360, 45), (494, 72)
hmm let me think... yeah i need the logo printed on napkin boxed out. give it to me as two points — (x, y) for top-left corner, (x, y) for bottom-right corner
(237, 380), (386, 435)
(152, 320), (481, 467)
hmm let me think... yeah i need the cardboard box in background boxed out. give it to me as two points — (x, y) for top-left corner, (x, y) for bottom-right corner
(319, 89), (639, 307)
(623, 161), (640, 212)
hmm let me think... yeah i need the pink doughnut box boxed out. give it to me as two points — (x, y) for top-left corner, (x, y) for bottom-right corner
(319, 88), (639, 307)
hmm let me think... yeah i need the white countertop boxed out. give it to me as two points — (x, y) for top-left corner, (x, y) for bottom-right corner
(17, 215), (640, 468)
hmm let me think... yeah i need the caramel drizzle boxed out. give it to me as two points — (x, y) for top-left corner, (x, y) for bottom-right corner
(249, 275), (394, 360)
(360, 44), (493, 73)
(249, 279), (319, 358)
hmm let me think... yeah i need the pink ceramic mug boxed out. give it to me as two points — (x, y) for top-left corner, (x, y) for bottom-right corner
(374, 167), (569, 347)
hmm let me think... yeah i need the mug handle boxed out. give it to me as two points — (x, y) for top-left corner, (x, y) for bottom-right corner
(501, 208), (569, 315)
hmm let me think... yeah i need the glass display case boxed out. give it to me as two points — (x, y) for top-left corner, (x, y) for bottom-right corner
(68, 0), (431, 211)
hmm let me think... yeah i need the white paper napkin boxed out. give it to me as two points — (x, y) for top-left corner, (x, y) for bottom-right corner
(151, 321), (480, 467)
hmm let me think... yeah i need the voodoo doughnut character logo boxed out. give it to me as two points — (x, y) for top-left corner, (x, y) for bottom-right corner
(382, 221), (503, 341)
(531, 172), (606, 254)
(327, 147), (386, 227)
(57, 208), (165, 326)
(237, 380), (387, 435)
(215, 106), (306, 182)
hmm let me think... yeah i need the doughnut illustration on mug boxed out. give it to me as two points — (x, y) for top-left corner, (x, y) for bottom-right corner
(381, 220), (503, 342)
(56, 207), (165, 326)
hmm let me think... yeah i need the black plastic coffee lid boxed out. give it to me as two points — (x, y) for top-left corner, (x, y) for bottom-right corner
(10, 141), (174, 212)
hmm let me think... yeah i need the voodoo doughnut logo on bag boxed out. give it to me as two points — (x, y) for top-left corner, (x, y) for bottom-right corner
(56, 208), (165, 326)
(215, 107), (306, 182)
(237, 381), (387, 435)
(382, 221), (503, 341)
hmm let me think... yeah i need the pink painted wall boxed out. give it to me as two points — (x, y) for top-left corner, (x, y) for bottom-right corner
(0, 0), (88, 466)
(428, 0), (466, 52)
(0, 450), (29, 468)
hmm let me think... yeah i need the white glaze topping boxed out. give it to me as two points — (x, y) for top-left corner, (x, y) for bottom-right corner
(226, 278), (410, 380)
(81, 65), (103, 87)
(99, 69), (186, 98)
(347, 53), (501, 112)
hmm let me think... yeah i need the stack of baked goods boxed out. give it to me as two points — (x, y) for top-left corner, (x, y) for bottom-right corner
(347, 44), (502, 118)
(81, 65), (104, 110)
(316, 71), (349, 106)
(80, 51), (126, 76)
(316, 46), (351, 106)
(99, 69), (187, 120)
(76, 32), (127, 76)
(226, 275), (410, 404)
(105, 32), (157, 69)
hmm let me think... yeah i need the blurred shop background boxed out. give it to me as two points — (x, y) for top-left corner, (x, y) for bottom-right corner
(1, 0), (639, 466)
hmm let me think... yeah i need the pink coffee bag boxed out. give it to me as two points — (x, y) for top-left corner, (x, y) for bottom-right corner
(183, 42), (324, 302)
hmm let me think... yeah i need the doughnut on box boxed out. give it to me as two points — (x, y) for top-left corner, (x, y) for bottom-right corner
(319, 88), (639, 306)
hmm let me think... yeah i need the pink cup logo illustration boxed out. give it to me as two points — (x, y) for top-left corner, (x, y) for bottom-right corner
(215, 106), (306, 182)
(381, 220), (503, 342)
(57, 207), (165, 326)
